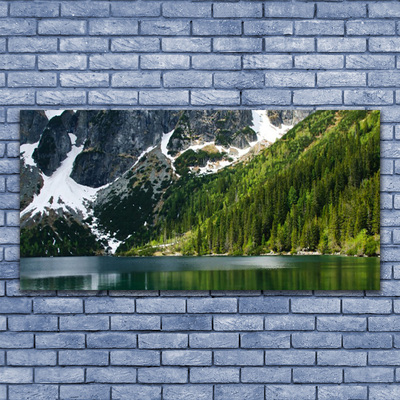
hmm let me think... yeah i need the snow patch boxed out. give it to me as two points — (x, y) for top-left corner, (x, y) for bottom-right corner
(20, 141), (40, 167)
(161, 130), (175, 161)
(251, 110), (292, 145)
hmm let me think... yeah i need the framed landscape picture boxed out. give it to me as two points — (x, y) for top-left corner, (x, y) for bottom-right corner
(20, 110), (380, 290)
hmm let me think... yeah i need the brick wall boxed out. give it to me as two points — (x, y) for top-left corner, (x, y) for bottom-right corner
(0, 1), (399, 399)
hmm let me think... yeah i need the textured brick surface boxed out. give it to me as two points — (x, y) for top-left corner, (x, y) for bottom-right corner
(0, 1), (398, 398)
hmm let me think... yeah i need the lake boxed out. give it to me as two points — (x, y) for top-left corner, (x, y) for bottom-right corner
(20, 255), (380, 291)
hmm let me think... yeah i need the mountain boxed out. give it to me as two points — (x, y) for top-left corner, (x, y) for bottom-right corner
(21, 109), (379, 258)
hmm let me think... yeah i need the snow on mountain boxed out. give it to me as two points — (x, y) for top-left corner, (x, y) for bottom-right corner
(21, 134), (105, 219)
(20, 141), (40, 167)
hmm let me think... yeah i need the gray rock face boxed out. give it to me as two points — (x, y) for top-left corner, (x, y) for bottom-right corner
(70, 110), (180, 187)
(267, 110), (313, 128)
(20, 110), (48, 145)
(167, 110), (254, 154)
(20, 158), (44, 211)
(32, 115), (72, 176)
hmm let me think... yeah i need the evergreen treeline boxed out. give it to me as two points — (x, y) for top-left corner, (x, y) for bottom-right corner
(123, 110), (380, 257)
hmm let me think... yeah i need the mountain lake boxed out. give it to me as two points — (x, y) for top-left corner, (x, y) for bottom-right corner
(20, 255), (380, 291)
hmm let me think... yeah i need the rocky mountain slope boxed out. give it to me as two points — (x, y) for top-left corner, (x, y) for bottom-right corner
(20, 109), (311, 256)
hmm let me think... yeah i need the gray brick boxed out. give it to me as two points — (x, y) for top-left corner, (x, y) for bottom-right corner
(318, 38), (366, 53)
(138, 367), (187, 383)
(242, 367), (291, 383)
(0, 55), (35, 70)
(265, 350), (315, 365)
(265, 2), (314, 18)
(193, 20), (241, 36)
(112, 385), (161, 400)
(163, 71), (211, 88)
(163, 385), (212, 400)
(36, 333), (85, 349)
(111, 315), (160, 330)
(0, 3), (6, 17)
(318, 385), (367, 400)
(295, 20), (344, 36)
(370, 38), (400, 53)
(59, 350), (109, 366)
(6, 212), (19, 228)
(112, 71), (160, 88)
(215, 385), (264, 400)
(141, 54), (189, 70)
(39, 19), (86, 35)
(244, 21), (292, 36)
(60, 385), (110, 400)
(0, 368), (32, 383)
(189, 333), (238, 348)
(38, 90), (87, 106)
(265, 315), (315, 331)
(187, 298), (237, 313)
(60, 38), (108, 53)
(345, 90), (393, 105)
(38, 54), (87, 70)
(9, 385), (58, 400)
(293, 367), (342, 383)
(347, 55), (395, 70)
(343, 299), (391, 314)
(61, 2), (110, 17)
(8, 315), (57, 331)
(296, 55), (344, 69)
(9, 37), (57, 53)
(193, 55), (241, 70)
(265, 72), (314, 88)
(141, 20), (189, 36)
(60, 315), (109, 331)
(11, 72), (57, 88)
(369, 316), (400, 331)
(112, 2), (161, 17)
(90, 54), (138, 70)
(112, 38), (160, 52)
(162, 315), (211, 331)
(347, 20), (395, 36)
(213, 3), (262, 18)
(139, 333), (187, 349)
(318, 72), (366, 87)
(292, 333), (341, 349)
(214, 350), (263, 366)
(11, 2), (59, 17)
(162, 350), (211, 366)
(370, 71), (400, 87)
(0, 298), (31, 313)
(265, 385), (316, 400)
(294, 89), (342, 105)
(241, 332), (290, 349)
(140, 90), (189, 106)
(214, 38), (262, 53)
(163, 2), (210, 18)
(190, 367), (239, 383)
(370, 3), (400, 18)
(239, 297), (289, 313)
(90, 19), (138, 35)
(343, 333), (392, 349)
(86, 367), (136, 383)
(60, 72), (108, 88)
(35, 367), (84, 383)
(317, 316), (366, 331)
(318, 350), (366, 366)
(214, 315), (263, 331)
(85, 298), (135, 313)
(87, 332), (136, 349)
(136, 298), (185, 313)
(111, 350), (159, 366)
(191, 90), (240, 106)
(0, 333), (33, 348)
(6, 142), (20, 158)
(292, 298), (340, 314)
(244, 55), (292, 70)
(265, 37), (314, 53)
(345, 367), (393, 383)
(369, 350), (400, 366)
(318, 3), (366, 19)
(242, 90), (291, 106)
(7, 349), (56, 366)
(0, 19), (36, 36)
(162, 38), (211, 53)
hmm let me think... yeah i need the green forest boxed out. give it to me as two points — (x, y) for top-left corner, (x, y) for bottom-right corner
(121, 110), (380, 257)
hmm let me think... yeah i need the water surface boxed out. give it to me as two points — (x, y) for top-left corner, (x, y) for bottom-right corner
(20, 255), (380, 291)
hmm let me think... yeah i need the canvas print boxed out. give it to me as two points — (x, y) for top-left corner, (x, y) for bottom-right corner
(20, 110), (380, 290)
